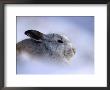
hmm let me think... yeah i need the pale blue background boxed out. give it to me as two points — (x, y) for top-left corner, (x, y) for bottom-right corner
(17, 16), (94, 74)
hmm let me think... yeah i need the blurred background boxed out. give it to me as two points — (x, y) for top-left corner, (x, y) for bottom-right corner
(16, 16), (94, 74)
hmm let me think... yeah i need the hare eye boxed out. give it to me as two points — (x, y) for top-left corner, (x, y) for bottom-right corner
(57, 40), (63, 43)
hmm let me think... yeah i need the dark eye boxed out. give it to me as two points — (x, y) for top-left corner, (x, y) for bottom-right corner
(57, 40), (63, 43)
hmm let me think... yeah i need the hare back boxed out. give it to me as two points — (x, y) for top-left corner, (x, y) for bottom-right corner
(16, 39), (47, 56)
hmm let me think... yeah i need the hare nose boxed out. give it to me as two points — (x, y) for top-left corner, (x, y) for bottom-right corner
(72, 48), (76, 54)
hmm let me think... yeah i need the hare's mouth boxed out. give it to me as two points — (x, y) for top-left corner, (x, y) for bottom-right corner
(72, 48), (76, 54)
(64, 48), (76, 59)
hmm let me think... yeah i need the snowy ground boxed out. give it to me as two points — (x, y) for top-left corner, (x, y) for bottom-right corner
(16, 16), (94, 74)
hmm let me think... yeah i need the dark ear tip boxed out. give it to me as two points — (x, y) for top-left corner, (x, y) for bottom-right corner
(24, 30), (31, 35)
(24, 31), (28, 35)
(24, 30), (43, 35)
(24, 30), (44, 40)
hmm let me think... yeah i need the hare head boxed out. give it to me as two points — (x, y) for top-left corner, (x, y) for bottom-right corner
(24, 30), (76, 62)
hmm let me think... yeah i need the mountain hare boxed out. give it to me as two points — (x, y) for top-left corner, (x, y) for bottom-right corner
(16, 30), (76, 63)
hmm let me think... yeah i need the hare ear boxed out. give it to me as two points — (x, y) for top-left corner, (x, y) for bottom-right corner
(25, 30), (44, 40)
